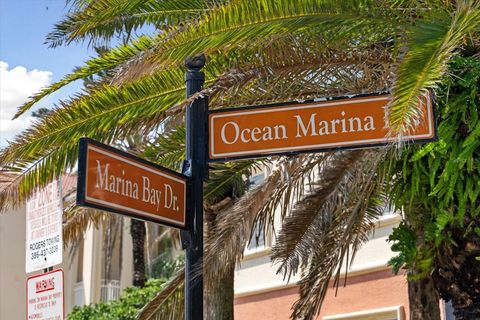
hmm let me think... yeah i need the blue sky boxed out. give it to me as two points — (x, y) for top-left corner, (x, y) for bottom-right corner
(0, 0), (94, 146)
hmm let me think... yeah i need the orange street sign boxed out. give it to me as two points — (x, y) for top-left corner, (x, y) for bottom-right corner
(77, 138), (188, 229)
(209, 93), (436, 161)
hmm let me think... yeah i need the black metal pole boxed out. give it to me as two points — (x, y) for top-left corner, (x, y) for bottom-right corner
(184, 53), (207, 320)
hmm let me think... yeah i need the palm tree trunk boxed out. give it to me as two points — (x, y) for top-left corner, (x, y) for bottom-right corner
(451, 300), (480, 320)
(433, 235), (480, 320)
(131, 218), (146, 287)
(408, 275), (441, 320)
(205, 261), (235, 320)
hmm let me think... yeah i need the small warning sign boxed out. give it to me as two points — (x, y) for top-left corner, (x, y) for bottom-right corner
(26, 269), (64, 320)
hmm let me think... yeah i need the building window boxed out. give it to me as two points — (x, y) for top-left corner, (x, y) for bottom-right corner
(247, 221), (266, 251)
(245, 171), (270, 254)
(74, 239), (85, 306)
(248, 171), (265, 189)
(73, 282), (85, 307)
(76, 240), (84, 283)
(323, 306), (405, 320)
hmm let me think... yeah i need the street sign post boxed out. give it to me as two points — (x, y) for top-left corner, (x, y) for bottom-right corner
(26, 180), (63, 273)
(77, 138), (188, 229)
(209, 93), (435, 162)
(76, 55), (436, 320)
(182, 54), (207, 320)
(27, 269), (64, 320)
(75, 55), (207, 320)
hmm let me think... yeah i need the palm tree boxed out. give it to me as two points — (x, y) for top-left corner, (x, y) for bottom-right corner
(387, 53), (480, 320)
(1, 0), (479, 319)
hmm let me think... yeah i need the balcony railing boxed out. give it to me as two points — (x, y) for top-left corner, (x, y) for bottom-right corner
(100, 279), (121, 302)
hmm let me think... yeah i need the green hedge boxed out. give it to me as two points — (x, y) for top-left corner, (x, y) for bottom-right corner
(67, 279), (166, 320)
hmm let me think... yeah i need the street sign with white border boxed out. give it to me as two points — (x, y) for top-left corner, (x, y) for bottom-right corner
(77, 138), (189, 229)
(209, 92), (436, 162)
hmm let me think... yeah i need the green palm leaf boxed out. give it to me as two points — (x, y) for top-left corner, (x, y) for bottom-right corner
(6, 67), (188, 162)
(389, 0), (480, 133)
(1, 68), (192, 207)
(46, 0), (214, 48)
(13, 35), (156, 119)
(151, 0), (396, 66)
(142, 125), (186, 171)
(15, 0), (397, 119)
(203, 162), (284, 281)
(205, 159), (261, 204)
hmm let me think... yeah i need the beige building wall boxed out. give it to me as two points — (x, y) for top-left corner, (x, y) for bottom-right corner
(120, 219), (133, 291)
(0, 206), (29, 320)
(82, 225), (103, 304)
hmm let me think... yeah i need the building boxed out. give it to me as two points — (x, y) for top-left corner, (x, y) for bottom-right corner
(234, 211), (409, 319)
(233, 169), (410, 320)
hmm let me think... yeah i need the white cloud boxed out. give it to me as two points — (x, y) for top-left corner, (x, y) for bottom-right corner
(0, 61), (52, 145)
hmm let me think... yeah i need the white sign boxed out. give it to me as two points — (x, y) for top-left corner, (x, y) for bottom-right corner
(27, 269), (64, 320)
(26, 179), (63, 273)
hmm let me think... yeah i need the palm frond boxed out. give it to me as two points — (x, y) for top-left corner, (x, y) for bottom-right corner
(150, 0), (396, 67)
(271, 150), (365, 279)
(14, 35), (156, 119)
(0, 67), (192, 205)
(292, 181), (384, 319)
(142, 125), (186, 171)
(63, 204), (109, 245)
(136, 270), (185, 320)
(389, 0), (480, 133)
(0, 170), (22, 213)
(210, 36), (395, 109)
(203, 162), (284, 281)
(273, 150), (387, 319)
(46, 0), (213, 48)
(115, 13), (396, 85)
(254, 154), (331, 240)
(0, 145), (81, 211)
(205, 159), (263, 205)
(202, 155), (318, 283)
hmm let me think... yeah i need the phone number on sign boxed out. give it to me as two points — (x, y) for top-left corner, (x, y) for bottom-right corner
(31, 245), (59, 260)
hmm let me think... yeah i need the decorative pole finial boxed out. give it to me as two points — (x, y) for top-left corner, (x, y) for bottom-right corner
(185, 53), (206, 70)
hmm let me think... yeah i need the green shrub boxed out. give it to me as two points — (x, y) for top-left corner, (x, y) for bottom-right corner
(67, 279), (166, 320)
